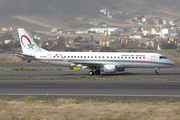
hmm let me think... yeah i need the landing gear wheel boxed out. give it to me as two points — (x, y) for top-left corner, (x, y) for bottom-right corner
(155, 72), (158, 75)
(89, 71), (94, 76)
(95, 70), (100, 75)
(155, 70), (158, 75)
(155, 68), (159, 75)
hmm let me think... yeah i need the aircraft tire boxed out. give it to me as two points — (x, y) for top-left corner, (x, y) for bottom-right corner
(89, 71), (94, 76)
(155, 71), (158, 75)
(95, 70), (100, 75)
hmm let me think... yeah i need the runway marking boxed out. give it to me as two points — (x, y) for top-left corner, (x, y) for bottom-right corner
(2, 94), (180, 97)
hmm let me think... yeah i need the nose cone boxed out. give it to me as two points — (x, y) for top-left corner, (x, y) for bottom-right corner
(169, 60), (175, 67)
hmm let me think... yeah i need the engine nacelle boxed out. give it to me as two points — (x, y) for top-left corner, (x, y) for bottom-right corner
(102, 65), (117, 73)
(117, 67), (125, 71)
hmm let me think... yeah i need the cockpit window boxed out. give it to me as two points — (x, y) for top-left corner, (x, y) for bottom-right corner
(159, 56), (167, 59)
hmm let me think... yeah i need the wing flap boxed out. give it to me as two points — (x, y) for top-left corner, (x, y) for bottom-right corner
(72, 61), (103, 67)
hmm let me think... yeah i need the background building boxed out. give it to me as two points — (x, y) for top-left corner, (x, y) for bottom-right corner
(87, 28), (124, 34)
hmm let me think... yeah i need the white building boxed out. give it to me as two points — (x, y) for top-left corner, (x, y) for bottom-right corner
(87, 28), (124, 34)
(168, 26), (177, 33)
(129, 34), (142, 39)
(161, 29), (170, 38)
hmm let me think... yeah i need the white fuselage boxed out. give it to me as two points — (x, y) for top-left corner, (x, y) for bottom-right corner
(23, 52), (175, 69)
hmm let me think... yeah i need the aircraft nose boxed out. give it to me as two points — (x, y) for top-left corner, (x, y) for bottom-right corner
(169, 60), (175, 66)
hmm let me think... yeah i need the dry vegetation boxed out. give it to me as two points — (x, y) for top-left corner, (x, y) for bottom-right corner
(0, 53), (39, 64)
(0, 53), (20, 63)
(13, 15), (76, 31)
(0, 96), (180, 120)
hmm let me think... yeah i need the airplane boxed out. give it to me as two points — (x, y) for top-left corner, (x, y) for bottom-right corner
(15, 28), (175, 76)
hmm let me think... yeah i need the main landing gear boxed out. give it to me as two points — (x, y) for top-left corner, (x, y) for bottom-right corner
(155, 68), (159, 75)
(89, 70), (100, 76)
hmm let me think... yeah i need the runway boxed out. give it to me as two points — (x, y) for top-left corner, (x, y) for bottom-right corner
(1, 80), (180, 100)
(0, 64), (180, 100)
(0, 64), (180, 79)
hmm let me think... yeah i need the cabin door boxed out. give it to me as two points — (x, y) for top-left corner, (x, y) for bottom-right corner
(151, 56), (155, 63)
(47, 54), (51, 62)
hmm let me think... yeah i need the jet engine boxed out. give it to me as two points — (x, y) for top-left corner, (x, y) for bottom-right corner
(102, 65), (117, 73)
(117, 67), (125, 71)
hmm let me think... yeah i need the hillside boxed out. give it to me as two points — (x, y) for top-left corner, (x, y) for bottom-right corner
(1, 0), (180, 30)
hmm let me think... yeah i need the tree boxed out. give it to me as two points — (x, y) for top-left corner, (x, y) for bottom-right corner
(100, 46), (111, 51)
(42, 44), (48, 50)
(74, 36), (82, 43)
(161, 42), (177, 49)
(106, 49), (117, 52)
(78, 48), (83, 52)
(41, 42), (48, 50)
(33, 39), (39, 44)
(91, 34), (94, 43)
(13, 41), (21, 48)
(0, 44), (10, 50)
(0, 33), (14, 43)
(66, 47), (77, 51)
(57, 37), (64, 42)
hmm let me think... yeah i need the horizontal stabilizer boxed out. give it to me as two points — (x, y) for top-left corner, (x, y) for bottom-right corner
(15, 53), (35, 58)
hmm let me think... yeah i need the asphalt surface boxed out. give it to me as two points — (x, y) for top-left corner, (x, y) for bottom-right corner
(0, 64), (180, 100)
(0, 64), (180, 78)
(1, 80), (180, 100)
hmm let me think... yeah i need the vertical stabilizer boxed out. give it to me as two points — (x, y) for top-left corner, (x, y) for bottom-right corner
(18, 28), (41, 53)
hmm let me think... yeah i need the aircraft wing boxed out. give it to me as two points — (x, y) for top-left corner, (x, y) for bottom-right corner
(71, 61), (103, 68)
(15, 53), (35, 58)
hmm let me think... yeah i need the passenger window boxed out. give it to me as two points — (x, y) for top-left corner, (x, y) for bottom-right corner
(111, 56), (113, 58)
(78, 56), (79, 58)
(132, 57), (134, 59)
(95, 56), (97, 58)
(99, 56), (101, 58)
(129, 57), (130, 59)
(140, 57), (141, 59)
(121, 57), (123, 59)
(114, 56), (116, 58)
(103, 56), (105, 58)
(118, 57), (120, 59)
(88, 56), (89, 58)
(107, 56), (109, 58)
(143, 57), (145, 59)
(84, 56), (86, 58)
(81, 56), (82, 58)
(68, 56), (70, 58)
(136, 57), (138, 59)
(125, 57), (127, 59)
(74, 56), (76, 58)
(64, 56), (66, 58)
(91, 56), (93, 58)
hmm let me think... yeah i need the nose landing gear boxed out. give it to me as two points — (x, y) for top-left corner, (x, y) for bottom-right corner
(155, 68), (159, 75)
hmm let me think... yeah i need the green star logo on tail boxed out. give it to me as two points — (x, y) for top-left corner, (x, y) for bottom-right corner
(27, 43), (35, 49)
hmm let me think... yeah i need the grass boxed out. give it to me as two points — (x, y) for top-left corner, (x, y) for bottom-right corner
(0, 96), (180, 120)
(1, 76), (180, 81)
(0, 67), (62, 71)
